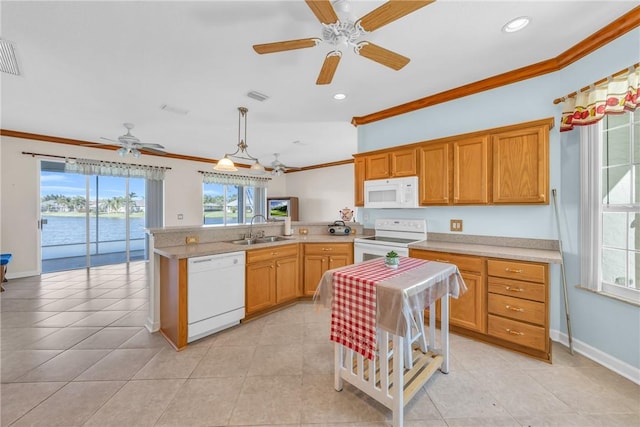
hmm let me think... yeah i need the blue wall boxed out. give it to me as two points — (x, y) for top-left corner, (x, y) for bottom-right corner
(357, 30), (640, 370)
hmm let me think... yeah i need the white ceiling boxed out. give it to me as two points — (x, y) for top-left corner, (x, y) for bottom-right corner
(1, 1), (637, 169)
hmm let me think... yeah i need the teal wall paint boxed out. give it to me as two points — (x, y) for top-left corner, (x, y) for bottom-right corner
(357, 29), (640, 369)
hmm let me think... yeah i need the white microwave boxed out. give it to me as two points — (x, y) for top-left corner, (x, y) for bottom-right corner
(364, 176), (419, 208)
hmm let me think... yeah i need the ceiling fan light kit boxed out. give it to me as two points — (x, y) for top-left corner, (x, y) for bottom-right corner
(213, 107), (266, 175)
(252, 0), (434, 85)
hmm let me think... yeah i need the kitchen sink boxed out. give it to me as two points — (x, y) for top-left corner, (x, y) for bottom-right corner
(228, 236), (290, 245)
(255, 236), (289, 243)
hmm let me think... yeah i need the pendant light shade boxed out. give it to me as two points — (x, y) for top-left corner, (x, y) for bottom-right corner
(214, 107), (265, 174)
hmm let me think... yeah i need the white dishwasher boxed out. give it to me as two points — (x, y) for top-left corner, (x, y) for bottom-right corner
(187, 251), (245, 342)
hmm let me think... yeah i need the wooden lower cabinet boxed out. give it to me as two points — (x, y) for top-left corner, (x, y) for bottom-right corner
(409, 249), (486, 333)
(487, 258), (550, 361)
(303, 243), (353, 296)
(410, 249), (551, 362)
(245, 244), (299, 315)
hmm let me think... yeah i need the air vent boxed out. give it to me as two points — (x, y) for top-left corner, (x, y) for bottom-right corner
(0, 39), (20, 76)
(160, 104), (189, 115)
(247, 90), (269, 102)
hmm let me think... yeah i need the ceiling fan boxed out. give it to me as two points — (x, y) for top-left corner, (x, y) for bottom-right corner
(98, 123), (167, 158)
(253, 0), (434, 85)
(271, 153), (301, 176)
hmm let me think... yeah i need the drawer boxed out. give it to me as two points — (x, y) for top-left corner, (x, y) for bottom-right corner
(488, 293), (545, 325)
(488, 277), (546, 302)
(304, 243), (352, 256)
(411, 250), (483, 273)
(488, 259), (546, 283)
(246, 244), (298, 264)
(488, 314), (546, 351)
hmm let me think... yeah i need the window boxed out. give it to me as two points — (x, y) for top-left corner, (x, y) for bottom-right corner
(581, 110), (639, 303)
(203, 183), (266, 225)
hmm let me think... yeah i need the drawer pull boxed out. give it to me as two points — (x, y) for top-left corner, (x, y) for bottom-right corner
(322, 248), (333, 251)
(505, 305), (524, 312)
(504, 286), (525, 292)
(435, 259), (450, 263)
(506, 328), (524, 336)
(505, 268), (524, 273)
(271, 252), (278, 256)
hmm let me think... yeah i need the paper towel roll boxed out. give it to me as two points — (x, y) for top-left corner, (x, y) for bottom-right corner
(284, 217), (292, 236)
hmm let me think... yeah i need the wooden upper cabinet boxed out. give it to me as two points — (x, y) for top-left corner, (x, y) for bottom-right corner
(365, 153), (390, 180)
(492, 125), (549, 204)
(418, 142), (450, 205)
(453, 136), (490, 204)
(354, 157), (366, 207)
(390, 148), (417, 177)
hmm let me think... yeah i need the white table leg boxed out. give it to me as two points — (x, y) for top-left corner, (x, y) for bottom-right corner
(440, 293), (450, 374)
(392, 333), (404, 427)
(429, 302), (436, 351)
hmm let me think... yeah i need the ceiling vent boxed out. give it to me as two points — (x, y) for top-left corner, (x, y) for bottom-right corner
(0, 39), (20, 75)
(247, 90), (269, 102)
(160, 104), (189, 115)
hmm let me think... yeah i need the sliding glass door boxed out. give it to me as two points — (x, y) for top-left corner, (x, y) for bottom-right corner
(40, 161), (146, 273)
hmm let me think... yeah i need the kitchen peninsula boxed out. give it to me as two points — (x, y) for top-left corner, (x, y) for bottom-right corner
(147, 221), (363, 349)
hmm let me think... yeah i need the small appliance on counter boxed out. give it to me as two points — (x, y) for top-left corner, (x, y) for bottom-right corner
(328, 220), (352, 235)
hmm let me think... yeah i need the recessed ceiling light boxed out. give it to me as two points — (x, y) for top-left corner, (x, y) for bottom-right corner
(333, 93), (347, 100)
(502, 16), (531, 33)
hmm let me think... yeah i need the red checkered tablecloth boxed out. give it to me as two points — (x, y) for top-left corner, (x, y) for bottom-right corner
(330, 257), (428, 360)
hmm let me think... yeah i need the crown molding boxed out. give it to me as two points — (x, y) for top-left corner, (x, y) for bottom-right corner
(351, 6), (640, 126)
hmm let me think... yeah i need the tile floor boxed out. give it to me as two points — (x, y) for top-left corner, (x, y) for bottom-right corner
(1, 261), (639, 426)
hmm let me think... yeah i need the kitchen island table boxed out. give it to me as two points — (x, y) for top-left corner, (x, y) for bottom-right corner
(315, 257), (465, 427)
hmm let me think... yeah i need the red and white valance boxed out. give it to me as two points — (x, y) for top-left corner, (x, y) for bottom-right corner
(559, 64), (639, 132)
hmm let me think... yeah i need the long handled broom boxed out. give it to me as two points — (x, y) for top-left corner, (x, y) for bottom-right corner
(552, 188), (574, 354)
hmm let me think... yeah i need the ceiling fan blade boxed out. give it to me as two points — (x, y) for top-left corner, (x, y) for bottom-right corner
(357, 0), (434, 32)
(253, 38), (319, 54)
(305, 0), (338, 24)
(139, 147), (166, 155)
(357, 42), (409, 70)
(316, 52), (341, 85)
(140, 143), (165, 149)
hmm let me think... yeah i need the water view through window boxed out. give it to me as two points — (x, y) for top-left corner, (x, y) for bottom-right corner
(40, 161), (146, 272)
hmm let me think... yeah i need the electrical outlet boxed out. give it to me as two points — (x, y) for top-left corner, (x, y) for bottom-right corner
(185, 236), (199, 245)
(177, 214), (184, 220)
(450, 219), (463, 232)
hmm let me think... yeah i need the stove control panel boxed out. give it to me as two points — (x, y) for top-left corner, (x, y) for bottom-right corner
(374, 218), (427, 233)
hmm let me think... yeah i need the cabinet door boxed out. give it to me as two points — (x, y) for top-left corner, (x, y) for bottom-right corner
(492, 125), (548, 204)
(391, 148), (417, 177)
(276, 256), (299, 303)
(453, 136), (490, 204)
(450, 271), (486, 333)
(365, 153), (390, 180)
(328, 254), (350, 270)
(354, 157), (366, 207)
(303, 254), (327, 296)
(246, 261), (276, 315)
(418, 142), (450, 205)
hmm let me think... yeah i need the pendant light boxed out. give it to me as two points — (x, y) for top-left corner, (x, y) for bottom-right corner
(214, 107), (265, 174)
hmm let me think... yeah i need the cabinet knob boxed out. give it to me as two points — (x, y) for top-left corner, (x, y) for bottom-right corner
(505, 305), (524, 312)
(270, 264), (274, 269)
(506, 328), (524, 336)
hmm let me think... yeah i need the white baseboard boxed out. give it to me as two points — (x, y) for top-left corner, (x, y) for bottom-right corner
(5, 270), (40, 280)
(550, 329), (640, 385)
(145, 318), (160, 333)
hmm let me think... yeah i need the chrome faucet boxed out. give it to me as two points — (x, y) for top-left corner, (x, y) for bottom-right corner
(248, 214), (267, 239)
